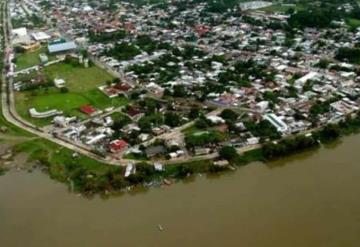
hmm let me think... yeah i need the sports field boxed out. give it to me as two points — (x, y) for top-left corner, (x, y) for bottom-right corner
(15, 61), (129, 126)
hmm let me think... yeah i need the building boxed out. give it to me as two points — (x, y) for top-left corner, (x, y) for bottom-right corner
(32, 32), (51, 42)
(48, 41), (77, 54)
(145, 145), (166, 158)
(79, 105), (97, 115)
(109, 139), (128, 153)
(29, 108), (62, 119)
(264, 113), (288, 133)
(12, 27), (27, 37)
(54, 78), (66, 88)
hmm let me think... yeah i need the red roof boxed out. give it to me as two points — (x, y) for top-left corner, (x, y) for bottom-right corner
(124, 22), (134, 32)
(79, 105), (96, 115)
(114, 82), (132, 92)
(127, 107), (142, 117)
(194, 24), (210, 36)
(110, 139), (128, 152)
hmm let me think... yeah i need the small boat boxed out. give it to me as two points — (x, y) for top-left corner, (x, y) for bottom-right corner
(158, 224), (164, 231)
(163, 179), (172, 185)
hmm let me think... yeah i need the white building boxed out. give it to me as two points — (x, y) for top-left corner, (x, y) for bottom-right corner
(264, 113), (289, 133)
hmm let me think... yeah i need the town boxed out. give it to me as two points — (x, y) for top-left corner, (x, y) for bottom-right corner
(4, 0), (360, 178)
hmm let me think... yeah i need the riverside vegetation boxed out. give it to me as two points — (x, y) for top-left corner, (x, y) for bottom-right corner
(1, 110), (360, 196)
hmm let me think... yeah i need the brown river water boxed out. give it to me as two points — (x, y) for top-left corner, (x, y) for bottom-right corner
(1, 135), (360, 247)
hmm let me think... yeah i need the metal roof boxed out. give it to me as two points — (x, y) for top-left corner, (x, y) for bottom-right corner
(48, 41), (77, 53)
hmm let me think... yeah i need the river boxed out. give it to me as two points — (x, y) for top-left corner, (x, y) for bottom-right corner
(1, 135), (360, 247)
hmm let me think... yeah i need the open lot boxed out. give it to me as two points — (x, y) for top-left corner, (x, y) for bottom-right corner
(15, 61), (129, 126)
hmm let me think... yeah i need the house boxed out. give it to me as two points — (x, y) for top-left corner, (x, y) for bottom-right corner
(213, 160), (229, 167)
(194, 147), (211, 156)
(53, 116), (76, 127)
(145, 145), (166, 158)
(54, 78), (66, 88)
(109, 139), (128, 153)
(79, 105), (97, 115)
(39, 53), (49, 64)
(206, 115), (225, 124)
(247, 137), (260, 145)
(127, 106), (144, 120)
(153, 162), (164, 171)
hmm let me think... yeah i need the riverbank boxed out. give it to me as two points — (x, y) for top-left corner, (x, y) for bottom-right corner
(1, 110), (360, 195)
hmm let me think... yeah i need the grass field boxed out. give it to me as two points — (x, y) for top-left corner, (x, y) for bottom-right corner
(15, 46), (55, 71)
(15, 61), (129, 126)
(43, 62), (114, 92)
(12, 138), (114, 182)
(259, 4), (304, 13)
(346, 18), (360, 29)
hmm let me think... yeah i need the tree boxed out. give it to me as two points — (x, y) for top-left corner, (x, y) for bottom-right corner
(220, 109), (238, 122)
(335, 47), (360, 64)
(173, 85), (187, 97)
(106, 80), (112, 87)
(189, 107), (200, 119)
(318, 124), (341, 142)
(219, 146), (238, 161)
(164, 112), (181, 127)
(60, 87), (69, 93)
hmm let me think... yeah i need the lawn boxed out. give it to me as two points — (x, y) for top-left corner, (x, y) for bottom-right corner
(16, 88), (129, 126)
(15, 61), (129, 126)
(346, 18), (360, 29)
(12, 138), (115, 182)
(15, 46), (55, 71)
(259, 4), (304, 13)
(43, 62), (114, 92)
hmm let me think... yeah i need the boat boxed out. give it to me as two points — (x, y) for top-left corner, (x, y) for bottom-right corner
(158, 224), (164, 231)
(124, 163), (135, 177)
(163, 179), (172, 185)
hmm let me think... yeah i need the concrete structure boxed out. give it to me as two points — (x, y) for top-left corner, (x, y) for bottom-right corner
(264, 113), (288, 133)
(29, 108), (62, 118)
(48, 41), (77, 54)
(32, 32), (51, 42)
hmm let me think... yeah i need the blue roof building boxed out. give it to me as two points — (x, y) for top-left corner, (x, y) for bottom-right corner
(48, 41), (77, 54)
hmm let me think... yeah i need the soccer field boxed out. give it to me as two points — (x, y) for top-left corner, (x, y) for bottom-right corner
(15, 61), (129, 126)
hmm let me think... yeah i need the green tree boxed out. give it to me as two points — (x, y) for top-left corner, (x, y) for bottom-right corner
(219, 146), (238, 161)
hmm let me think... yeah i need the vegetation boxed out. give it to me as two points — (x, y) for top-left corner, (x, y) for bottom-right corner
(15, 60), (129, 126)
(6, 109), (360, 196)
(245, 120), (281, 141)
(219, 145), (239, 161)
(15, 46), (55, 70)
(185, 130), (225, 149)
(262, 135), (319, 160)
(88, 30), (126, 43)
(43, 60), (114, 92)
(335, 47), (360, 64)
